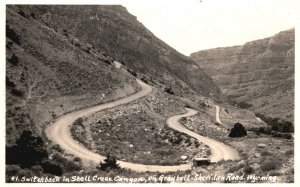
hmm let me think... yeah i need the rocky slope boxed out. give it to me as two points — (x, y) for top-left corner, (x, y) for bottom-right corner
(6, 5), (226, 144)
(190, 29), (294, 123)
(6, 5), (227, 178)
(6, 6), (140, 145)
(14, 5), (225, 102)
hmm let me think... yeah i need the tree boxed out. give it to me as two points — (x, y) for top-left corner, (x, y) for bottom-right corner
(97, 154), (120, 171)
(6, 130), (48, 168)
(228, 123), (247, 137)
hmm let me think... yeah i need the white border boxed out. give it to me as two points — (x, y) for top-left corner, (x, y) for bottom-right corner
(1, 0), (299, 187)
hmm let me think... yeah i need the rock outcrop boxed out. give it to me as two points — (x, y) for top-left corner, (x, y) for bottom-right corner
(15, 5), (225, 102)
(191, 29), (294, 123)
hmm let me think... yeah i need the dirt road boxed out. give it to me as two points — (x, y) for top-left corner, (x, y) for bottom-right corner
(45, 79), (193, 172)
(167, 108), (240, 162)
(45, 79), (239, 172)
(215, 105), (222, 124)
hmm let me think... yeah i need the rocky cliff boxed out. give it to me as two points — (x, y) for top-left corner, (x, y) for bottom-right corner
(191, 29), (294, 122)
(15, 5), (225, 102)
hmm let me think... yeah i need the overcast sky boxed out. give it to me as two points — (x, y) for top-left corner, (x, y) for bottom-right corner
(123, 0), (296, 55)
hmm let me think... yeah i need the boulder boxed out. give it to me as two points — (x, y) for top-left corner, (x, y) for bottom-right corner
(257, 143), (267, 148)
(181, 155), (188, 160)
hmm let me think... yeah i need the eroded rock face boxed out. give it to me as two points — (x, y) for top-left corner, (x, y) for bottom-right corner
(191, 29), (294, 122)
(17, 5), (226, 102)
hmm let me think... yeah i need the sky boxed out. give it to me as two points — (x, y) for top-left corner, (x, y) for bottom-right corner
(123, 0), (296, 55)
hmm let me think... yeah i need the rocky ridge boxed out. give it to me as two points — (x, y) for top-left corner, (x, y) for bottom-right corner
(191, 29), (294, 123)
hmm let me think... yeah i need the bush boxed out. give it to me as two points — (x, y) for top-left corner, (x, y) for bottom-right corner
(6, 76), (16, 88)
(285, 149), (294, 156)
(40, 161), (63, 176)
(255, 113), (294, 133)
(73, 117), (84, 128)
(6, 25), (21, 45)
(51, 154), (81, 173)
(6, 130), (48, 168)
(243, 165), (254, 174)
(11, 88), (23, 97)
(164, 87), (174, 95)
(6, 41), (13, 49)
(6, 165), (21, 182)
(237, 101), (252, 109)
(261, 151), (272, 156)
(260, 158), (283, 171)
(228, 123), (247, 138)
(74, 157), (81, 162)
(8, 54), (19, 66)
(97, 154), (120, 171)
(227, 165), (240, 173)
(128, 69), (137, 77)
(17, 9), (29, 19)
(272, 132), (292, 139)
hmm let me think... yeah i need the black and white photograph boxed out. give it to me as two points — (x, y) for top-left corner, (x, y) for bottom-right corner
(2, 0), (297, 184)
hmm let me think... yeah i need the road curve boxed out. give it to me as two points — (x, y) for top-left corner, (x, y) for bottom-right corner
(45, 79), (239, 173)
(167, 108), (240, 162)
(45, 79), (193, 172)
(215, 105), (222, 124)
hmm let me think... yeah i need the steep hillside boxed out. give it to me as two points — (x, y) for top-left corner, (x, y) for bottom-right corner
(6, 5), (230, 179)
(6, 5), (294, 183)
(190, 29), (294, 123)
(14, 5), (225, 102)
(6, 6), (140, 145)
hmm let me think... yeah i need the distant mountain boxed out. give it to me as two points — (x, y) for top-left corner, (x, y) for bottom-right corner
(191, 29), (294, 122)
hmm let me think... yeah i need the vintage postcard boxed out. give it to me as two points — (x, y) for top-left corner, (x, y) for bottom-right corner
(2, 0), (297, 184)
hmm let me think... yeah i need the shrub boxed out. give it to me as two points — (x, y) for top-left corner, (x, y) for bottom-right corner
(63, 160), (81, 173)
(6, 76), (16, 88)
(40, 160), (63, 176)
(227, 165), (240, 173)
(260, 158), (283, 171)
(228, 123), (247, 137)
(11, 88), (23, 97)
(285, 149), (294, 156)
(6, 41), (13, 49)
(243, 165), (253, 174)
(73, 117), (84, 128)
(17, 9), (29, 19)
(52, 144), (63, 153)
(103, 59), (112, 65)
(97, 154), (120, 171)
(261, 151), (272, 156)
(74, 157), (81, 162)
(164, 87), (174, 95)
(128, 69), (137, 77)
(51, 154), (81, 173)
(6, 165), (21, 182)
(6, 25), (21, 45)
(255, 113), (294, 133)
(8, 54), (19, 66)
(237, 101), (252, 109)
(6, 130), (48, 168)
